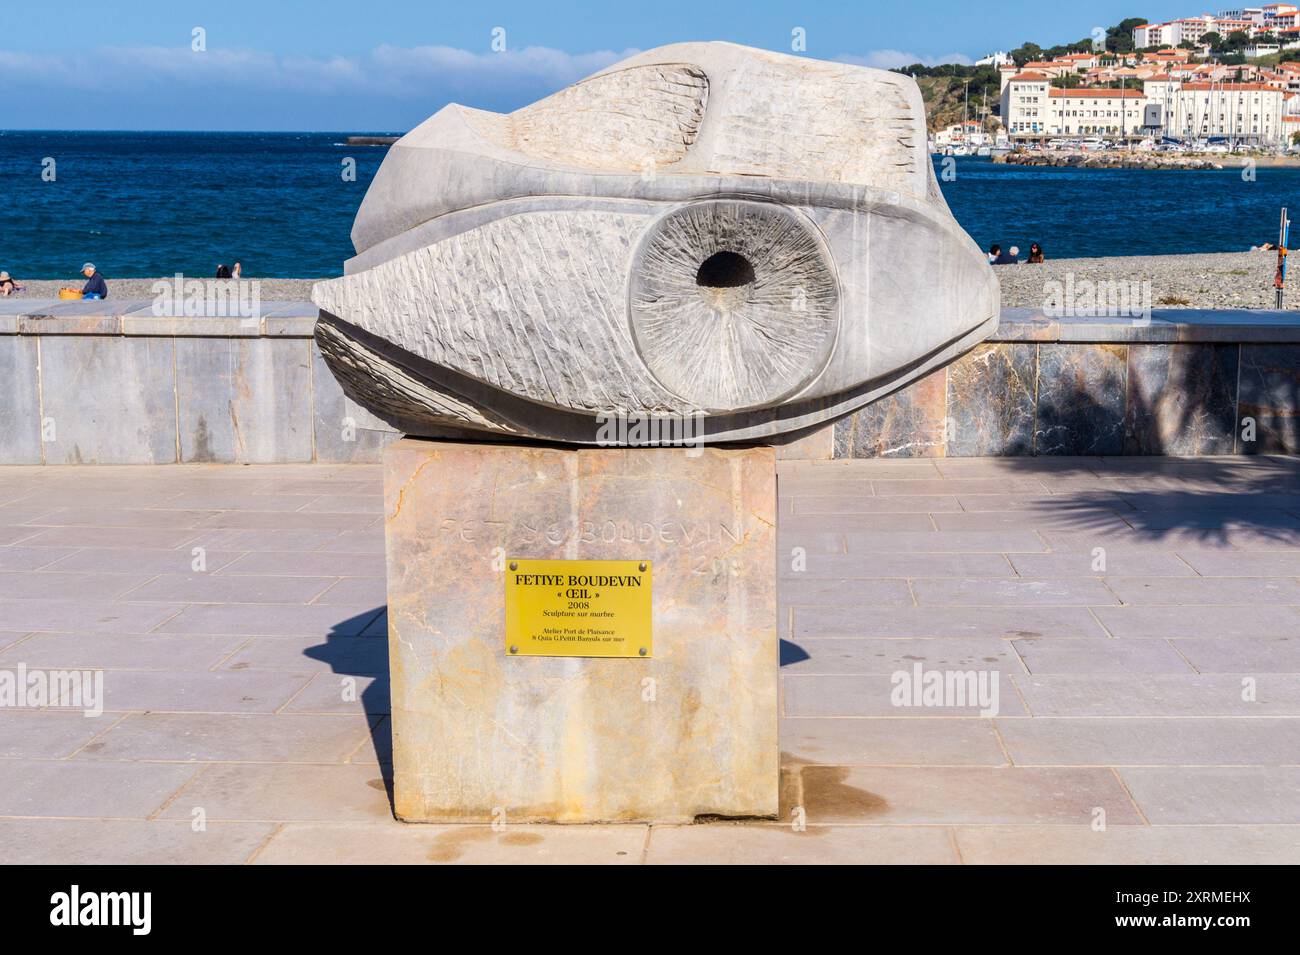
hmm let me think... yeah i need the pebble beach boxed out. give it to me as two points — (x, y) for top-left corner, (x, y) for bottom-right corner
(993, 250), (1295, 310)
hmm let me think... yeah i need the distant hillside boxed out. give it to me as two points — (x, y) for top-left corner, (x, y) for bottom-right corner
(914, 74), (996, 133)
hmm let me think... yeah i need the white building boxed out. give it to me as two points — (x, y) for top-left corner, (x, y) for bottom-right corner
(1134, 23), (1175, 48)
(1000, 73), (1290, 143)
(1135, 13), (1281, 48)
(976, 51), (1012, 67)
(1169, 81), (1288, 140)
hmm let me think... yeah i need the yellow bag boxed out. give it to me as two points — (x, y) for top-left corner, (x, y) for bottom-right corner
(58, 288), (83, 300)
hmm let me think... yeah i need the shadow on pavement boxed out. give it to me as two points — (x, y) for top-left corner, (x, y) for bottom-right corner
(305, 606), (392, 809)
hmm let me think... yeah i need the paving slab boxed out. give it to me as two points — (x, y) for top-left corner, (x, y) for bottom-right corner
(252, 822), (648, 864)
(14, 526), (203, 549)
(954, 825), (1300, 864)
(1171, 636), (1300, 672)
(89, 668), (315, 713)
(0, 632), (243, 671)
(645, 823), (958, 864)
(996, 717), (1300, 766)
(40, 547), (244, 574)
(841, 531), (1049, 553)
(73, 712), (377, 763)
(310, 577), (388, 607)
(1091, 605), (1300, 639)
(779, 577), (914, 607)
(787, 495), (960, 514)
(156, 603), (383, 637)
(0, 759), (197, 818)
(777, 553), (1014, 579)
(781, 718), (1007, 766)
(0, 710), (117, 758)
(1012, 637), (1194, 674)
(792, 606), (1107, 639)
(1014, 674), (1300, 717)
(0, 569), (156, 600)
(222, 635), (387, 675)
(793, 766), (1143, 825)
(0, 599), (185, 633)
(780, 513), (937, 532)
(1104, 576), (1300, 605)
(282, 673), (389, 714)
(157, 763), (394, 822)
(784, 675), (1024, 718)
(121, 573), (337, 604)
(0, 819), (275, 864)
(1007, 552), (1196, 577)
(1178, 550), (1300, 576)
(0, 546), (80, 571)
(1120, 767), (1300, 824)
(779, 637), (1020, 675)
(216, 551), (385, 577)
(911, 577), (1119, 607)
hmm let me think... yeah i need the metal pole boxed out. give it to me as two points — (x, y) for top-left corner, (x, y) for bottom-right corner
(1276, 207), (1289, 309)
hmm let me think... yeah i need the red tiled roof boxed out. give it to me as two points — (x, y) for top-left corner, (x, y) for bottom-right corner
(1048, 88), (1144, 98)
(1181, 82), (1283, 91)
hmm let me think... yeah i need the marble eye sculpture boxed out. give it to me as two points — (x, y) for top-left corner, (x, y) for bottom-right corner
(312, 42), (999, 445)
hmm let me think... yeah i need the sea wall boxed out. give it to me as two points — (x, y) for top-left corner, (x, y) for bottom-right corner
(2, 299), (1298, 464)
(0, 298), (397, 465)
(834, 307), (1300, 457)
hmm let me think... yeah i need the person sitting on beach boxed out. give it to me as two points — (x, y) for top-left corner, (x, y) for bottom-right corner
(993, 246), (1018, 265)
(232, 261), (243, 279)
(1252, 242), (1276, 251)
(0, 271), (20, 296)
(79, 263), (108, 299)
(1027, 242), (1045, 264)
(215, 264), (232, 279)
(987, 244), (1001, 264)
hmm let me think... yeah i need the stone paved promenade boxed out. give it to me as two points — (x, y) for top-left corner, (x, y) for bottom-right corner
(1, 456), (1298, 864)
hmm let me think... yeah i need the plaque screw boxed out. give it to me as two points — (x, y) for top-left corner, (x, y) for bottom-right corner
(639, 647), (647, 656)
(638, 562), (647, 572)
(509, 561), (517, 571)
(509, 645), (518, 654)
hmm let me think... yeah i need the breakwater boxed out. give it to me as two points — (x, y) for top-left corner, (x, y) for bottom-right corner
(995, 151), (1224, 170)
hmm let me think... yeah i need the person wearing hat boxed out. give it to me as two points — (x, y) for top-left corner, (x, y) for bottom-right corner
(79, 263), (108, 299)
(0, 271), (19, 296)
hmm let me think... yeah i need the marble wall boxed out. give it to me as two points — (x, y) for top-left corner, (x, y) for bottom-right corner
(4, 301), (1298, 463)
(834, 341), (1300, 458)
(0, 307), (398, 465)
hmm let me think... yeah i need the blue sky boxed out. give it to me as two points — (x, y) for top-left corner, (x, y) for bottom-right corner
(2, 1), (1190, 130)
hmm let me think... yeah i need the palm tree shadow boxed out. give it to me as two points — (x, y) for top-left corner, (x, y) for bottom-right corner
(303, 607), (392, 808)
(1062, 340), (1300, 545)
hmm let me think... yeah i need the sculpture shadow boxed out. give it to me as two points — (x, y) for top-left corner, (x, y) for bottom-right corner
(780, 639), (811, 667)
(304, 607), (393, 806)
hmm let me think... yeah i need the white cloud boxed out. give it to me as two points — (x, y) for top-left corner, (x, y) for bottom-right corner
(0, 43), (634, 97)
(0, 42), (975, 130)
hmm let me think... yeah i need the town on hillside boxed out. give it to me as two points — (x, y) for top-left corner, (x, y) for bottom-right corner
(926, 6), (1300, 154)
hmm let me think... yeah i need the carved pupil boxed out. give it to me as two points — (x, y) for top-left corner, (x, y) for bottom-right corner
(695, 251), (755, 289)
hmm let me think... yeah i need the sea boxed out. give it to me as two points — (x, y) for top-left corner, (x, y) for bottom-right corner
(1, 130), (1297, 278)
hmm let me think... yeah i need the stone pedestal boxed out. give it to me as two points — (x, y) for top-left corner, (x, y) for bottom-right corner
(382, 437), (778, 823)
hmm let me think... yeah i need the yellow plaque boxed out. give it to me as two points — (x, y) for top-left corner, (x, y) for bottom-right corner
(505, 559), (652, 658)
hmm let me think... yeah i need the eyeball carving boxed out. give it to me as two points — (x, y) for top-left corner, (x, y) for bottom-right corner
(629, 200), (839, 412)
(312, 42), (999, 445)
